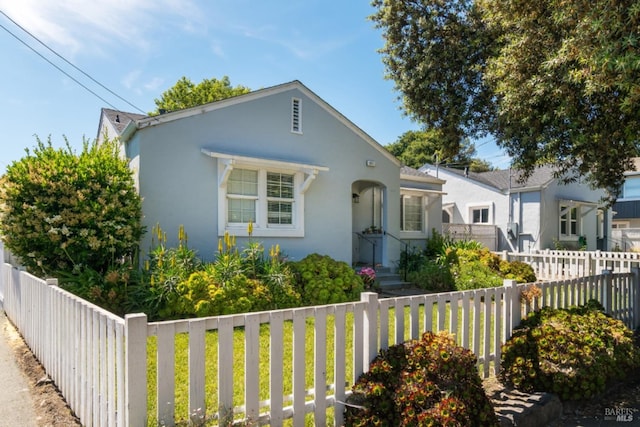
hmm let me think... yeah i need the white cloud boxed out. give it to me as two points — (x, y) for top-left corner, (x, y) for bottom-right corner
(122, 70), (142, 90)
(143, 77), (164, 91)
(0, 0), (203, 56)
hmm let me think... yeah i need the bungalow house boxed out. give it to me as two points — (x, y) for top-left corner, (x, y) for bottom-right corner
(420, 164), (611, 252)
(96, 81), (444, 269)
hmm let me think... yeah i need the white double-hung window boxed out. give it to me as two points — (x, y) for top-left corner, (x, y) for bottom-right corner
(266, 172), (294, 225)
(227, 168), (259, 223)
(203, 149), (328, 237)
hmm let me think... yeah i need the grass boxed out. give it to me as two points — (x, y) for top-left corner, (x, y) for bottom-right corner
(145, 299), (500, 426)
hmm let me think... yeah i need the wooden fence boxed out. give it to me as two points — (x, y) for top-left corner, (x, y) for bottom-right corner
(499, 249), (640, 280)
(1, 249), (639, 426)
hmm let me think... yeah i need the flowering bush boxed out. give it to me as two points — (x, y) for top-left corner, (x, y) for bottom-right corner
(0, 137), (143, 276)
(500, 301), (640, 401)
(357, 267), (376, 289)
(345, 331), (498, 426)
(143, 224), (301, 320)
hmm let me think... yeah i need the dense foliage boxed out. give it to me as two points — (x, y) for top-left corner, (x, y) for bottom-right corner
(150, 76), (251, 115)
(405, 231), (536, 291)
(500, 301), (640, 401)
(371, 0), (640, 203)
(345, 331), (499, 426)
(290, 253), (365, 305)
(0, 137), (143, 276)
(59, 224), (367, 320)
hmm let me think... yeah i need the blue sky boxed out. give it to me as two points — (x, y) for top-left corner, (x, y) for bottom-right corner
(0, 0), (509, 173)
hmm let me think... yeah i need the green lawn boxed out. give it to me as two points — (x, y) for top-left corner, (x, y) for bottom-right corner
(145, 301), (499, 426)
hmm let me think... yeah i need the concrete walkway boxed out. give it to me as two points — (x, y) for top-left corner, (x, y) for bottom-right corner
(0, 312), (37, 427)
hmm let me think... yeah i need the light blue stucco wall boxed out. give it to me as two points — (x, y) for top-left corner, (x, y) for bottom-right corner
(131, 86), (401, 265)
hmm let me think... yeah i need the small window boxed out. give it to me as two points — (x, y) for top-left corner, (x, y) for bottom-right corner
(401, 195), (423, 231)
(291, 98), (302, 133)
(472, 207), (489, 224)
(621, 176), (640, 199)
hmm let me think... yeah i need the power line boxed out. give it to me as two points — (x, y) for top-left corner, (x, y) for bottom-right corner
(0, 10), (146, 115)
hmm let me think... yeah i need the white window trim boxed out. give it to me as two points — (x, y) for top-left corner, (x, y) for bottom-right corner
(203, 150), (328, 237)
(467, 202), (493, 224)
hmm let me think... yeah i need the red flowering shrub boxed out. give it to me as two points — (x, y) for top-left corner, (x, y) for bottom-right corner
(345, 331), (498, 426)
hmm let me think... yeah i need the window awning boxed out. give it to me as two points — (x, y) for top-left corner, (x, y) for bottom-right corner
(400, 187), (447, 198)
(202, 149), (329, 194)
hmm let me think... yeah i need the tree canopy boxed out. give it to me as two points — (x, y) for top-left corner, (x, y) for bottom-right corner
(371, 0), (640, 202)
(150, 76), (251, 115)
(386, 129), (492, 172)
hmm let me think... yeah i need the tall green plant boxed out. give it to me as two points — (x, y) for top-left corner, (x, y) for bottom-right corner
(0, 137), (143, 276)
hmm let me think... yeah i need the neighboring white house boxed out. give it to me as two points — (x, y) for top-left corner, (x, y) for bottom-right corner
(97, 81), (444, 269)
(420, 164), (611, 252)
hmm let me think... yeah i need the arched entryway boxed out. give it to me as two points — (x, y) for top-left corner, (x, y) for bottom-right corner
(352, 180), (387, 268)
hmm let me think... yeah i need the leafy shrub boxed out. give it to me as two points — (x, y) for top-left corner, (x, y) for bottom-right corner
(500, 301), (640, 401)
(58, 263), (150, 316)
(345, 331), (499, 426)
(290, 254), (364, 305)
(499, 260), (536, 283)
(407, 260), (454, 291)
(0, 137), (143, 276)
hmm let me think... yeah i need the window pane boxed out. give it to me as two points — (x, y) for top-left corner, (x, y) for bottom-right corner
(267, 172), (294, 198)
(228, 199), (255, 223)
(268, 201), (292, 224)
(402, 196), (422, 231)
(624, 177), (640, 198)
(228, 169), (258, 195)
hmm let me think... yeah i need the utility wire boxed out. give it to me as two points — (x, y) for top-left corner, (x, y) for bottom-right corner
(0, 10), (146, 115)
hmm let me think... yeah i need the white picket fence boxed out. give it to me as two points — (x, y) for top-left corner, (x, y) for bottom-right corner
(499, 249), (640, 280)
(1, 250), (639, 426)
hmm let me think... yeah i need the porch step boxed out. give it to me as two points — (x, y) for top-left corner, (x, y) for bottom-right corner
(375, 270), (412, 290)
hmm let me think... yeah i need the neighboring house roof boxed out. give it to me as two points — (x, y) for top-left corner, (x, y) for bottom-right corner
(97, 108), (147, 140)
(421, 164), (557, 192)
(400, 165), (445, 185)
(112, 80), (400, 167)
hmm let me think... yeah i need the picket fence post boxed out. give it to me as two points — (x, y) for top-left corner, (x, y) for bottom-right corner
(125, 313), (148, 426)
(602, 270), (613, 315)
(632, 267), (640, 329)
(503, 279), (519, 341)
(361, 292), (378, 372)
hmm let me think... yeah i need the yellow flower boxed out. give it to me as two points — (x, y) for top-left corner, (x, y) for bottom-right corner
(247, 220), (253, 236)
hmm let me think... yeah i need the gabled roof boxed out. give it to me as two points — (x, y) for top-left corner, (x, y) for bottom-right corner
(113, 80), (400, 166)
(97, 108), (147, 139)
(401, 165), (445, 185)
(421, 164), (557, 192)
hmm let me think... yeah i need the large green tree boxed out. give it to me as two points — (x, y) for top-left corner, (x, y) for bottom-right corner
(371, 0), (496, 160)
(371, 0), (640, 202)
(150, 76), (251, 115)
(387, 129), (492, 171)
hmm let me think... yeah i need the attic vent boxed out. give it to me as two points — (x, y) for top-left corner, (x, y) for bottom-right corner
(291, 98), (302, 134)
